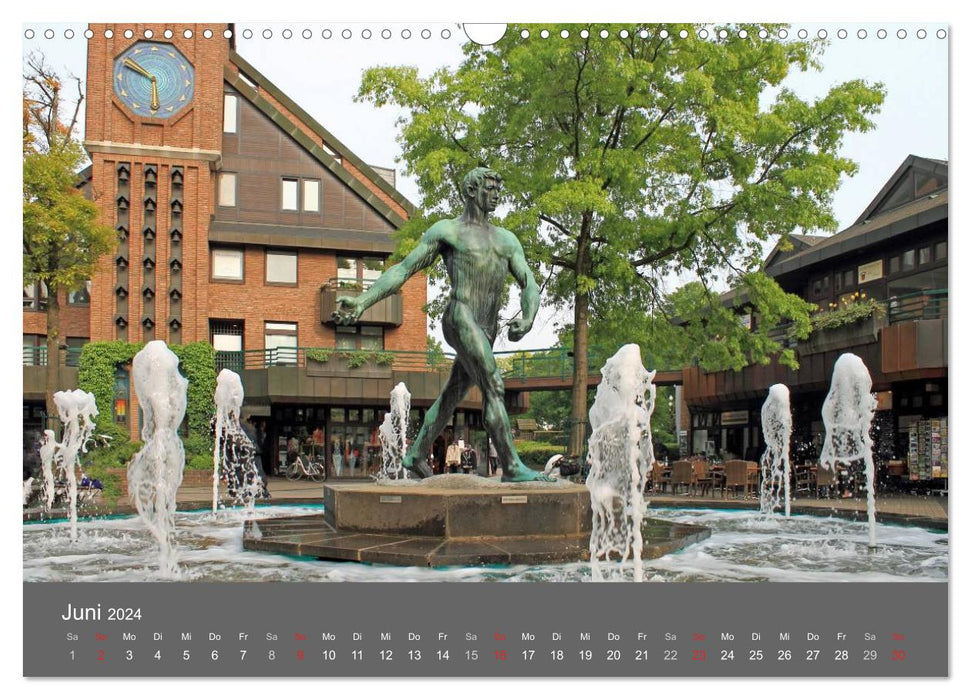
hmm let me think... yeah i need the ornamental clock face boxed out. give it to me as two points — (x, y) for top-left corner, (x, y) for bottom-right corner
(113, 41), (195, 119)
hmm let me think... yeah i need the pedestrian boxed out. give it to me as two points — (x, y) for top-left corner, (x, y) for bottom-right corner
(242, 417), (271, 498)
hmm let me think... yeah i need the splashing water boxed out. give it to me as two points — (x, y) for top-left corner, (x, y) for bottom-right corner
(127, 341), (188, 577)
(52, 390), (99, 541)
(24, 506), (945, 583)
(760, 384), (792, 517)
(212, 369), (264, 512)
(820, 353), (878, 548)
(377, 382), (411, 480)
(586, 344), (656, 582)
(39, 429), (57, 511)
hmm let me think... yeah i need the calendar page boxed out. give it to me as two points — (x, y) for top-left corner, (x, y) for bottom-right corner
(19, 11), (950, 689)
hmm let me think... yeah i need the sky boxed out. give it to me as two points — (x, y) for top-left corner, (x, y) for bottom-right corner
(20, 20), (949, 352)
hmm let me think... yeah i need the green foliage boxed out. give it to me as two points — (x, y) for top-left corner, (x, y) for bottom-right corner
(78, 341), (144, 422)
(666, 274), (816, 371)
(344, 350), (370, 369)
(372, 351), (395, 366)
(514, 440), (568, 468)
(810, 295), (884, 331)
(426, 335), (447, 367)
(358, 23), (885, 446)
(306, 347), (334, 363)
(23, 142), (113, 292)
(307, 347), (395, 368)
(170, 343), (216, 436)
(182, 432), (214, 471)
(78, 340), (216, 441)
(82, 435), (142, 505)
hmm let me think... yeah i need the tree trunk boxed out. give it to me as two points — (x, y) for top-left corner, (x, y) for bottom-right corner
(44, 283), (60, 423)
(568, 291), (590, 457)
(568, 213), (593, 457)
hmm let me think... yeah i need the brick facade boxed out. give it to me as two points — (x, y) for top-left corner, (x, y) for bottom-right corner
(77, 23), (424, 352)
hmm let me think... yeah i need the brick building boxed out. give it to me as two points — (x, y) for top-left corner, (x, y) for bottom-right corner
(23, 23), (493, 477)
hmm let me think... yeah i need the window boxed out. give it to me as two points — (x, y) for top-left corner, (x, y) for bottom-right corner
(918, 246), (932, 266)
(223, 94), (238, 133)
(265, 322), (298, 365)
(212, 248), (244, 281)
(218, 172), (237, 207)
(303, 180), (320, 212)
(810, 275), (830, 300)
(336, 325), (384, 350)
(23, 334), (46, 366)
(65, 337), (88, 367)
(266, 250), (297, 285)
(337, 256), (386, 289)
(211, 320), (244, 371)
(23, 281), (48, 311)
(113, 369), (130, 424)
(889, 255), (900, 275)
(901, 249), (916, 271)
(281, 178), (298, 210)
(935, 240), (947, 261)
(68, 281), (91, 306)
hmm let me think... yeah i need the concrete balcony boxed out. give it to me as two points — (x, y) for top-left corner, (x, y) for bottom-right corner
(320, 282), (402, 327)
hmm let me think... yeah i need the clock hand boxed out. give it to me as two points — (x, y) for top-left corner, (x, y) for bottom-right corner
(150, 79), (159, 111)
(123, 57), (154, 80)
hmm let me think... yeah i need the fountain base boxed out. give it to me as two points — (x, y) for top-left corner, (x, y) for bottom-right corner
(242, 477), (710, 566)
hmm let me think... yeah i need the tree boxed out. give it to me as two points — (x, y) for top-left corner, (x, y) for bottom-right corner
(358, 23), (885, 456)
(23, 53), (113, 419)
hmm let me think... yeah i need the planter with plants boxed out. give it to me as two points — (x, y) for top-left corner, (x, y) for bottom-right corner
(305, 347), (395, 378)
(800, 293), (886, 355)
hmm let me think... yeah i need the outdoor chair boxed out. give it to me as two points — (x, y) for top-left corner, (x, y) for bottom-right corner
(794, 464), (815, 496)
(723, 460), (755, 499)
(815, 465), (836, 498)
(670, 460), (694, 495)
(691, 460), (713, 497)
(651, 462), (671, 493)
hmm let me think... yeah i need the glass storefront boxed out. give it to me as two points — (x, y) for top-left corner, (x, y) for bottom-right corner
(266, 404), (488, 478)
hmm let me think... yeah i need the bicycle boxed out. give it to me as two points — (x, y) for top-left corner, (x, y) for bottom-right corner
(285, 453), (328, 482)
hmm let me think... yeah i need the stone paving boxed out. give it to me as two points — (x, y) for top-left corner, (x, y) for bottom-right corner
(25, 475), (948, 530)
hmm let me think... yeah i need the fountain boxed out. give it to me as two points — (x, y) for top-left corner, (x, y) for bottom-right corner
(586, 344), (656, 582)
(127, 340), (188, 576)
(51, 390), (99, 541)
(759, 384), (792, 517)
(212, 368), (265, 511)
(39, 429), (57, 511)
(376, 382), (411, 480)
(819, 353), (878, 549)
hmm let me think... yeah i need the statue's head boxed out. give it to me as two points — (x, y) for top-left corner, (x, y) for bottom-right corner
(462, 166), (502, 213)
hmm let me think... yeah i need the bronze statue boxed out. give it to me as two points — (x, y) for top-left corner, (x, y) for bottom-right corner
(333, 167), (553, 482)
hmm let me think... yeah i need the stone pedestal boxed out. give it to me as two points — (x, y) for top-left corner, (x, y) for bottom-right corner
(243, 475), (710, 567)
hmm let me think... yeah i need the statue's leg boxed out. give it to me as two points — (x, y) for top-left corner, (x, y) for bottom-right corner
(447, 306), (554, 483)
(402, 362), (472, 478)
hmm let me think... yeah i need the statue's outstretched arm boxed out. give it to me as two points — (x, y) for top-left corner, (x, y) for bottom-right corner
(334, 225), (443, 323)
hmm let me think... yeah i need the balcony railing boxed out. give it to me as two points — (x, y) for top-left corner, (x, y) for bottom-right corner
(23, 346), (83, 367)
(215, 347), (454, 373)
(887, 288), (948, 324)
(213, 345), (621, 383)
(497, 346), (614, 382)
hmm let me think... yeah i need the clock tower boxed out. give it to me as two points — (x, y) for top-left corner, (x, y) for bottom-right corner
(84, 23), (231, 345)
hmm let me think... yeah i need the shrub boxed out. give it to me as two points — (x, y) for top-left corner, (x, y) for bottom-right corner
(514, 440), (569, 469)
